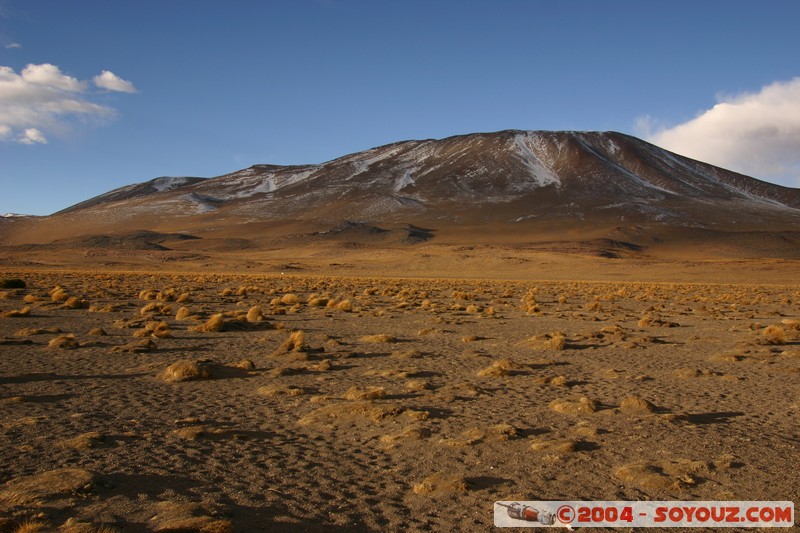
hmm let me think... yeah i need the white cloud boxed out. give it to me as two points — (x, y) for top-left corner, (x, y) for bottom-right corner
(5, 42), (21, 49)
(21, 63), (86, 92)
(93, 70), (137, 93)
(0, 63), (136, 144)
(640, 78), (800, 188)
(17, 127), (46, 144)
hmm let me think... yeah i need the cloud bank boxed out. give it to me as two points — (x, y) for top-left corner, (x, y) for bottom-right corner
(0, 63), (137, 144)
(640, 78), (800, 188)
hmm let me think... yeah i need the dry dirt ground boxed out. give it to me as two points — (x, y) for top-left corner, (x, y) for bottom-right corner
(0, 268), (798, 531)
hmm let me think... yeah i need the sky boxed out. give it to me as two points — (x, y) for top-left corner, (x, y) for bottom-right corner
(2, 0), (800, 216)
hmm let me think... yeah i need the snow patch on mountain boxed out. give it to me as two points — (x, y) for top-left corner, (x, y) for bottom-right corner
(513, 133), (561, 188)
(346, 144), (410, 180)
(250, 168), (317, 196)
(151, 176), (191, 192)
(183, 193), (221, 213)
(395, 170), (416, 191)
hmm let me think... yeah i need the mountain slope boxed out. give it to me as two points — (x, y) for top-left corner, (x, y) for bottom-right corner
(4, 130), (800, 260)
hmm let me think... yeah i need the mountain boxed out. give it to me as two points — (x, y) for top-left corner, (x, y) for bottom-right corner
(3, 130), (800, 268)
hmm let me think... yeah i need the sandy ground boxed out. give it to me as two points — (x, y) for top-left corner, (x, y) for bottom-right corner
(0, 268), (798, 531)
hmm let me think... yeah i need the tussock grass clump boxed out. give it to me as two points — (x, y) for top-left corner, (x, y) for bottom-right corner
(520, 287), (537, 305)
(149, 501), (233, 533)
(89, 304), (118, 313)
(280, 293), (302, 305)
(60, 431), (106, 450)
(335, 299), (353, 312)
(299, 401), (403, 425)
(161, 360), (214, 383)
(546, 333), (568, 350)
(172, 426), (208, 440)
(585, 300), (603, 312)
(439, 428), (485, 447)
(488, 423), (519, 441)
(138, 289), (157, 300)
(380, 426), (430, 448)
(11, 519), (51, 532)
(2, 306), (31, 317)
(60, 518), (121, 532)
(614, 459), (707, 492)
(781, 319), (800, 331)
(62, 296), (90, 309)
(619, 395), (656, 414)
(343, 386), (386, 401)
(140, 301), (172, 316)
(246, 305), (263, 322)
(307, 296), (329, 307)
(391, 348), (422, 359)
(232, 358), (255, 370)
(0, 467), (95, 506)
(134, 321), (171, 338)
(477, 359), (513, 377)
(15, 327), (61, 336)
(524, 332), (567, 350)
(257, 385), (303, 397)
(111, 339), (156, 353)
(536, 375), (568, 386)
(412, 473), (468, 496)
(272, 330), (306, 354)
(549, 396), (597, 415)
(638, 313), (679, 328)
(405, 409), (430, 421)
(762, 325), (787, 345)
(404, 379), (430, 391)
(530, 438), (578, 454)
(175, 306), (192, 320)
(88, 328), (107, 336)
(48, 335), (80, 349)
(672, 367), (711, 379)
(309, 359), (333, 371)
(50, 287), (70, 302)
(360, 333), (396, 343)
(192, 313), (225, 332)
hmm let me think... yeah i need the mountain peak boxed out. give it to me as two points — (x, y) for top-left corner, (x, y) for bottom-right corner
(8, 129), (796, 258)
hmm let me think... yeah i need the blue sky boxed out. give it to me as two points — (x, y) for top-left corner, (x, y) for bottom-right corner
(2, 0), (800, 215)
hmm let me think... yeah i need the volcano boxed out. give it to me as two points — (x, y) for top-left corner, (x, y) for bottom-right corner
(3, 130), (800, 270)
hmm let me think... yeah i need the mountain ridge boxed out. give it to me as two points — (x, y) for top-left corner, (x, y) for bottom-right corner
(3, 129), (800, 267)
(57, 129), (800, 217)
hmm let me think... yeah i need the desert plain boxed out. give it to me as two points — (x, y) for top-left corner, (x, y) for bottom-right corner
(0, 248), (798, 532)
